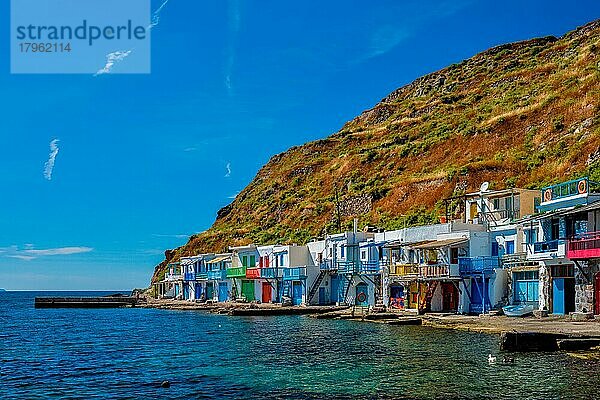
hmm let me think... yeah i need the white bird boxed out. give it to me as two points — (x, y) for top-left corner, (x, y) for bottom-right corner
(488, 354), (497, 364)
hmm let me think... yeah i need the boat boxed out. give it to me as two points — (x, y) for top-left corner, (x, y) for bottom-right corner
(503, 304), (534, 317)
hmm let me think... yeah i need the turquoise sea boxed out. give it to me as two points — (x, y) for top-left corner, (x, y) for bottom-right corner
(1, 291), (599, 399)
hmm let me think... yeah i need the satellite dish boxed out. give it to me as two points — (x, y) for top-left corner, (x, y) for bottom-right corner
(480, 182), (490, 193)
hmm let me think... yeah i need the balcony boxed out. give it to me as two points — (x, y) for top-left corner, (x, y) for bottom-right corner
(319, 260), (336, 271)
(537, 178), (588, 212)
(196, 272), (208, 280)
(283, 267), (307, 280)
(568, 231), (600, 259)
(165, 274), (182, 282)
(260, 267), (282, 279)
(226, 267), (246, 278)
(480, 209), (520, 223)
(389, 264), (419, 277)
(459, 256), (500, 275)
(207, 270), (226, 280)
(183, 272), (196, 281)
(337, 260), (358, 274)
(246, 268), (261, 279)
(419, 264), (451, 279)
(358, 261), (381, 275)
(533, 240), (559, 254)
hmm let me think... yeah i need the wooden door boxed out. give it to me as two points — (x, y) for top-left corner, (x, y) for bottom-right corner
(262, 282), (272, 303)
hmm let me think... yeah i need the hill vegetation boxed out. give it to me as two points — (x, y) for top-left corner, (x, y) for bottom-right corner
(152, 19), (600, 284)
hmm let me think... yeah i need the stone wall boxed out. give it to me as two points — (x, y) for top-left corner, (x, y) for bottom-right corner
(539, 264), (551, 311)
(575, 260), (598, 313)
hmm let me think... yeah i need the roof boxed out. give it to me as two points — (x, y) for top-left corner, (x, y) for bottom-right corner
(518, 199), (600, 223)
(384, 239), (436, 249)
(412, 237), (469, 250)
(359, 241), (387, 248)
(206, 255), (231, 264)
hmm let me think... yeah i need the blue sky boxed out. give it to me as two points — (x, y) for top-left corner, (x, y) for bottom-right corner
(1, 0), (599, 290)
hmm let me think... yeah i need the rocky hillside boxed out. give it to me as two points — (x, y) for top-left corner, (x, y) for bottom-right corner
(152, 19), (600, 283)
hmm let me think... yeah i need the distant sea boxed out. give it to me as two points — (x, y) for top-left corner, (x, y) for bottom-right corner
(1, 291), (599, 399)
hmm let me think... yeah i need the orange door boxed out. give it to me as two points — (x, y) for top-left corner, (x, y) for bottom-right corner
(262, 282), (272, 303)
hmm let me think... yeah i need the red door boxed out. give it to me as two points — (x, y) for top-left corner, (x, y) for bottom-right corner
(262, 282), (272, 303)
(595, 273), (600, 315)
(441, 283), (458, 312)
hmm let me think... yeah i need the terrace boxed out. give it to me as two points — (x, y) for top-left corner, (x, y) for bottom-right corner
(568, 231), (600, 259)
(260, 267), (282, 279)
(537, 178), (589, 212)
(533, 239), (560, 254)
(458, 256), (500, 275)
(283, 267), (307, 280)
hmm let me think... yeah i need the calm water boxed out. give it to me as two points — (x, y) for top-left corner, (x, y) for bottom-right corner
(1, 292), (599, 399)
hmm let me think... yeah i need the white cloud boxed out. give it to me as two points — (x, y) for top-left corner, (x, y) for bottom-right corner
(227, 191), (239, 199)
(43, 139), (60, 181)
(183, 147), (197, 152)
(2, 245), (93, 261)
(94, 50), (132, 76)
(225, 162), (232, 178)
(151, 234), (189, 239)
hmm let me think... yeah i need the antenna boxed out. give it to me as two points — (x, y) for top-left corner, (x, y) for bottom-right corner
(480, 181), (490, 193)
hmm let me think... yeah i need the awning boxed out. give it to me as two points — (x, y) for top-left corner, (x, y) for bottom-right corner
(206, 255), (231, 264)
(384, 240), (436, 249)
(412, 237), (468, 250)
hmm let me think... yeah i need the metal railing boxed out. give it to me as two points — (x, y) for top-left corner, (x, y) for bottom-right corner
(533, 240), (559, 253)
(540, 177), (588, 203)
(458, 256), (500, 275)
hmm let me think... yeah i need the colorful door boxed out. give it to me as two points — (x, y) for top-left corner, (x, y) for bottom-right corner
(355, 283), (368, 306)
(262, 282), (272, 303)
(441, 283), (458, 312)
(505, 241), (515, 255)
(470, 278), (490, 314)
(318, 287), (326, 305)
(553, 278), (565, 314)
(241, 280), (255, 301)
(292, 282), (303, 305)
(218, 282), (228, 302)
(205, 283), (213, 301)
(195, 283), (203, 300)
(331, 276), (341, 303)
(390, 285), (405, 309)
(183, 284), (190, 300)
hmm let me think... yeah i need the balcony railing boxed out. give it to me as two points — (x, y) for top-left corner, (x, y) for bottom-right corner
(246, 268), (261, 279)
(533, 240), (559, 253)
(319, 260), (336, 271)
(568, 231), (600, 259)
(207, 270), (226, 280)
(419, 264), (450, 278)
(165, 274), (182, 282)
(480, 209), (520, 222)
(183, 272), (196, 281)
(260, 267), (282, 279)
(196, 272), (208, 280)
(337, 260), (358, 274)
(537, 178), (589, 212)
(283, 267), (307, 280)
(358, 261), (381, 274)
(389, 264), (420, 277)
(459, 256), (500, 275)
(226, 267), (246, 278)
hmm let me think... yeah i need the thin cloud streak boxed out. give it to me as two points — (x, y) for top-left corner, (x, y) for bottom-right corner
(43, 139), (60, 180)
(224, 0), (241, 94)
(225, 162), (232, 178)
(2, 245), (93, 261)
(94, 50), (132, 76)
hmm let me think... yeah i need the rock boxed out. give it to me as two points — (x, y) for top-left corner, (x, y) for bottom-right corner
(499, 331), (565, 352)
(557, 338), (600, 351)
(570, 312), (594, 321)
(161, 381), (171, 388)
(533, 310), (548, 318)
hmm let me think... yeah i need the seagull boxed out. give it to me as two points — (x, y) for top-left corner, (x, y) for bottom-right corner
(488, 354), (497, 364)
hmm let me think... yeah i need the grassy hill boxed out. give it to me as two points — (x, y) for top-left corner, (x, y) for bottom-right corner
(151, 19), (600, 284)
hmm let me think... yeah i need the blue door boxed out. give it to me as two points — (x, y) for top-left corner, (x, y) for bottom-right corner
(292, 282), (303, 305)
(183, 284), (190, 300)
(218, 282), (228, 302)
(553, 278), (565, 314)
(470, 278), (490, 313)
(355, 283), (368, 306)
(331, 276), (341, 303)
(318, 287), (326, 305)
(195, 283), (203, 300)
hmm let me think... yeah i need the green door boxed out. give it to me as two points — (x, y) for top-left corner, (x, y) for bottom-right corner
(241, 280), (255, 301)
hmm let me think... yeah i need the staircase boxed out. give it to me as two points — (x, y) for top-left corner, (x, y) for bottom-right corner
(306, 270), (327, 304)
(419, 281), (439, 313)
(341, 275), (353, 305)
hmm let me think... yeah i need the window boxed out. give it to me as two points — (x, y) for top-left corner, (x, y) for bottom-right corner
(551, 219), (560, 240)
(250, 255), (256, 268)
(526, 229), (537, 245)
(505, 241), (515, 255)
(450, 248), (459, 264)
(493, 198), (500, 210)
(242, 255), (248, 267)
(279, 254), (285, 267)
(505, 196), (513, 212)
(340, 246), (345, 258)
(513, 271), (539, 304)
(491, 242), (499, 257)
(361, 250), (367, 260)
